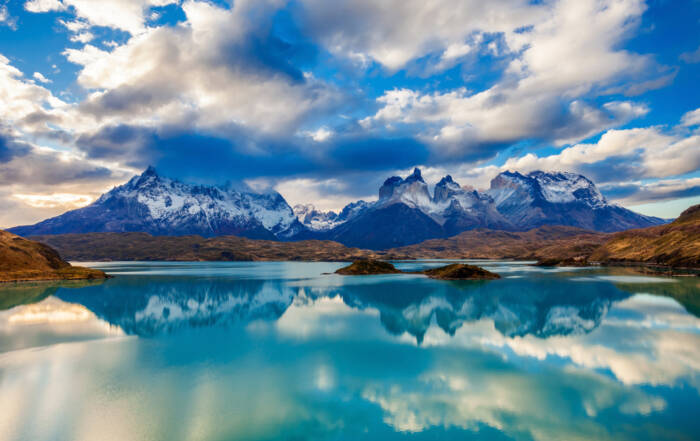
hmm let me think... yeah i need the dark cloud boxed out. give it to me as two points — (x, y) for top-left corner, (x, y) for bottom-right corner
(0, 133), (30, 162)
(75, 123), (431, 185)
(602, 181), (700, 203)
(75, 124), (158, 167)
(219, 9), (320, 83)
(577, 155), (646, 185)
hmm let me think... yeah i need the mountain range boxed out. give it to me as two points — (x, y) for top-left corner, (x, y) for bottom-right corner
(9, 166), (665, 249)
(22, 204), (700, 268)
(302, 168), (663, 249)
(9, 166), (304, 240)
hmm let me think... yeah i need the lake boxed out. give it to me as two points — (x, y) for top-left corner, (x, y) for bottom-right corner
(1, 261), (699, 441)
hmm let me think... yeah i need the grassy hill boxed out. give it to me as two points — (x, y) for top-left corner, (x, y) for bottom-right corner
(1, 230), (106, 282)
(390, 225), (608, 262)
(31, 232), (407, 262)
(590, 204), (700, 267)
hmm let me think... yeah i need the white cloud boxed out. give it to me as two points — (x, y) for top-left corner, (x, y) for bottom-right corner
(275, 177), (375, 212)
(356, 0), (661, 156)
(364, 87), (648, 153)
(69, 31), (94, 43)
(25, 0), (177, 34)
(300, 0), (546, 71)
(0, 54), (71, 136)
(681, 107), (700, 127)
(302, 127), (334, 142)
(32, 72), (51, 83)
(24, 0), (64, 13)
(62, 0), (339, 135)
(501, 127), (700, 181)
(0, 142), (130, 228)
(680, 45), (700, 63)
(0, 3), (17, 30)
(58, 18), (89, 32)
(12, 192), (94, 209)
(604, 177), (700, 205)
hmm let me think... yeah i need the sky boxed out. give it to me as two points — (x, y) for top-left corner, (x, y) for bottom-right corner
(0, 0), (699, 228)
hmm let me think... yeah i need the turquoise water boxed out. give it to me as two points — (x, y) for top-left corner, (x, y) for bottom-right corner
(1, 261), (699, 441)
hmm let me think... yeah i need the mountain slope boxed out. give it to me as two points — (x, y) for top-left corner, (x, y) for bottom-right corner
(323, 168), (511, 249)
(0, 230), (106, 282)
(317, 168), (660, 249)
(9, 167), (305, 240)
(326, 202), (444, 249)
(590, 204), (700, 267)
(390, 225), (608, 260)
(9, 166), (669, 250)
(487, 171), (664, 232)
(30, 232), (407, 262)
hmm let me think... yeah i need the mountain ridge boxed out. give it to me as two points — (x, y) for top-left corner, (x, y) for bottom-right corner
(9, 166), (304, 240)
(300, 167), (664, 249)
(9, 166), (666, 249)
(27, 207), (700, 268)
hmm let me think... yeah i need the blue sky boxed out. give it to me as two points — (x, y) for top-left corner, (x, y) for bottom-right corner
(0, 0), (699, 227)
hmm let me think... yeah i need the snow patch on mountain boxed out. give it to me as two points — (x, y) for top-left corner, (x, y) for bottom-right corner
(529, 171), (606, 207)
(294, 200), (373, 231)
(377, 168), (434, 212)
(293, 204), (340, 231)
(10, 166), (303, 239)
(113, 167), (299, 235)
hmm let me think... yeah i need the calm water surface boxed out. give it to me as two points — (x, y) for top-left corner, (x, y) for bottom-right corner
(1, 261), (699, 441)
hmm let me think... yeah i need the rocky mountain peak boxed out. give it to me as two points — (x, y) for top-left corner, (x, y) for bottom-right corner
(434, 175), (464, 203)
(377, 167), (431, 210)
(405, 167), (425, 183)
(10, 167), (303, 240)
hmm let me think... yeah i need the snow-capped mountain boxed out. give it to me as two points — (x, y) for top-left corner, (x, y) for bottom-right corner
(294, 200), (372, 231)
(9, 166), (305, 239)
(486, 171), (664, 232)
(323, 168), (512, 248)
(293, 204), (340, 231)
(10, 166), (666, 249)
(377, 168), (433, 211)
(320, 168), (665, 249)
(374, 168), (510, 231)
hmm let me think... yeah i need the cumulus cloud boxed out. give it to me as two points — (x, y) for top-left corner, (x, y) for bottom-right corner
(25, 0), (177, 34)
(0, 54), (74, 138)
(298, 0), (546, 71)
(0, 133), (129, 228)
(364, 87), (648, 156)
(356, 0), (666, 158)
(32, 72), (51, 83)
(274, 176), (377, 212)
(2, 0), (697, 225)
(602, 178), (700, 205)
(681, 107), (700, 127)
(63, 0), (340, 138)
(500, 127), (700, 183)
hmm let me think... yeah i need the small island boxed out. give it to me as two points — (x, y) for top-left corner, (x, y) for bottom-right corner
(335, 260), (500, 280)
(335, 259), (403, 275)
(421, 263), (500, 280)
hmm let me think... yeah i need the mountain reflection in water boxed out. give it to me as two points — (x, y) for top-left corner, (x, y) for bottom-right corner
(0, 261), (698, 441)
(42, 269), (632, 341)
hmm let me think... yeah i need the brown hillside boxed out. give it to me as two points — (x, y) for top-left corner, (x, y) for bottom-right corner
(390, 225), (608, 261)
(31, 232), (408, 262)
(0, 230), (106, 282)
(590, 204), (700, 267)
